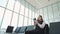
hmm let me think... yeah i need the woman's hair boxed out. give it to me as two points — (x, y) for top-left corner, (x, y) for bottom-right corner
(37, 15), (44, 23)
(39, 15), (43, 21)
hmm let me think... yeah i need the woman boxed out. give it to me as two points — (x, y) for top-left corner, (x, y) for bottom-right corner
(25, 15), (49, 34)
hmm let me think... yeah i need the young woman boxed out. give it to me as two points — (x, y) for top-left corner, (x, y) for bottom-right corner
(25, 15), (49, 34)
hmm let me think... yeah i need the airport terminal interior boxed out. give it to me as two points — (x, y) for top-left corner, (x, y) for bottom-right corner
(0, 0), (60, 34)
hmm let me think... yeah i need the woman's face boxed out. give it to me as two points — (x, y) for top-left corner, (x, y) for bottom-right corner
(37, 16), (42, 21)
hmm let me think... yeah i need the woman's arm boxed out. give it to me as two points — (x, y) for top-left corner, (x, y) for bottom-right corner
(37, 22), (46, 28)
(34, 23), (37, 29)
(34, 20), (38, 29)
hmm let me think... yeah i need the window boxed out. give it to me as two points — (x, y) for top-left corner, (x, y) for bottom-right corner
(39, 9), (43, 17)
(38, 10), (40, 15)
(29, 5), (32, 18)
(0, 0), (8, 7)
(37, 10), (40, 15)
(28, 19), (32, 26)
(31, 19), (34, 25)
(24, 17), (28, 26)
(48, 6), (53, 19)
(11, 13), (18, 31)
(14, 1), (20, 13)
(7, 0), (15, 10)
(54, 18), (60, 22)
(31, 7), (35, 19)
(25, 7), (28, 17)
(25, 2), (28, 17)
(18, 15), (24, 27)
(35, 13), (38, 18)
(20, 4), (24, 15)
(44, 20), (49, 25)
(29, 9), (32, 18)
(0, 7), (4, 26)
(43, 7), (48, 21)
(58, 2), (60, 11)
(1, 10), (12, 29)
(49, 19), (54, 22)
(32, 11), (34, 19)
(58, 2), (60, 18)
(52, 3), (59, 18)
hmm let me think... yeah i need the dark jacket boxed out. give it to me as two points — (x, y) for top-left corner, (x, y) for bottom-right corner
(35, 24), (49, 34)
(25, 24), (49, 34)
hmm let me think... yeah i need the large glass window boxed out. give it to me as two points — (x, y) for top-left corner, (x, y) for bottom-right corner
(39, 9), (43, 17)
(43, 7), (48, 21)
(1, 10), (12, 29)
(14, 1), (20, 13)
(25, 2), (28, 17)
(29, 5), (32, 18)
(0, 0), (8, 7)
(31, 8), (34, 25)
(48, 6), (53, 20)
(38, 10), (40, 15)
(29, 9), (32, 18)
(28, 19), (32, 26)
(58, 2), (60, 11)
(11, 13), (18, 31)
(20, 4), (24, 15)
(58, 2), (60, 18)
(32, 11), (34, 19)
(25, 7), (28, 17)
(54, 18), (60, 22)
(35, 13), (38, 18)
(0, 0), (37, 30)
(24, 17), (28, 26)
(49, 19), (54, 22)
(52, 3), (59, 18)
(7, 0), (15, 10)
(31, 7), (35, 19)
(31, 19), (34, 25)
(18, 15), (24, 27)
(0, 7), (4, 26)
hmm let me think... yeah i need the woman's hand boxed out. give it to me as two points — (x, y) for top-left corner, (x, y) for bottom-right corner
(34, 23), (37, 26)
(34, 21), (38, 26)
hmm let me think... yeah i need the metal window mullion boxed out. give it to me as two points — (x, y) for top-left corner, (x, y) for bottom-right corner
(57, 2), (59, 11)
(34, 8), (35, 18)
(33, 8), (35, 25)
(17, 0), (21, 27)
(27, 3), (29, 26)
(42, 8), (44, 19)
(31, 7), (34, 25)
(51, 5), (55, 21)
(26, 3), (29, 26)
(22, 0), (25, 26)
(38, 9), (40, 15)
(10, 0), (16, 26)
(29, 5), (32, 25)
(39, 9), (40, 15)
(47, 6), (50, 25)
(31, 6), (33, 25)
(0, 0), (9, 29)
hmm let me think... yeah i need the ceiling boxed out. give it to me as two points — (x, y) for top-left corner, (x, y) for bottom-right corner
(25, 0), (60, 9)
